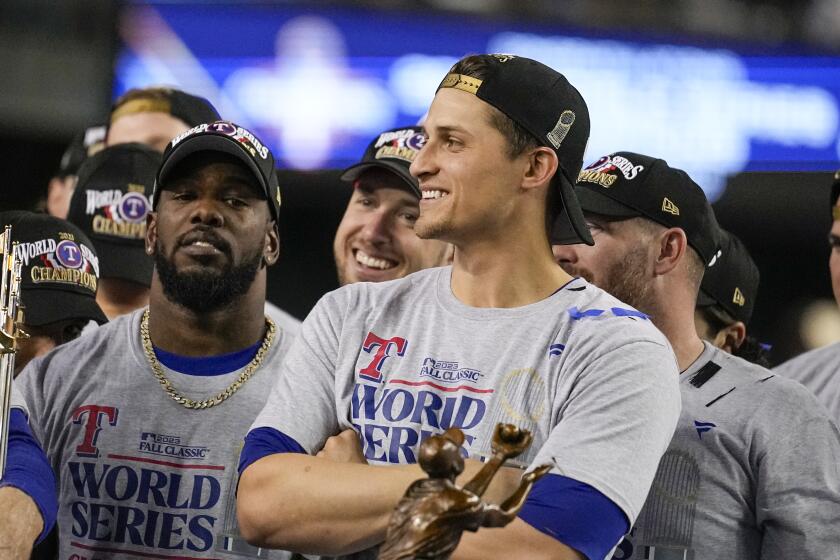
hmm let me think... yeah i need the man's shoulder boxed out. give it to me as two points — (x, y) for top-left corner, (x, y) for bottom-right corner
(264, 300), (301, 337)
(322, 267), (443, 308)
(705, 347), (831, 426)
(20, 310), (138, 385)
(559, 278), (671, 350)
(773, 341), (840, 382)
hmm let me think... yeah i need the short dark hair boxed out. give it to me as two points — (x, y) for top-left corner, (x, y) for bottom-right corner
(448, 54), (559, 234)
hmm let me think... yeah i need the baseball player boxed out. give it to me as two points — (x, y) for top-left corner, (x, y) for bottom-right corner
(107, 87), (220, 152)
(67, 143), (161, 319)
(695, 228), (769, 366)
(0, 211), (107, 374)
(237, 55), (681, 560)
(18, 122), (299, 559)
(0, 381), (58, 560)
(552, 151), (840, 559)
(46, 124), (106, 219)
(334, 126), (452, 285)
(774, 169), (840, 425)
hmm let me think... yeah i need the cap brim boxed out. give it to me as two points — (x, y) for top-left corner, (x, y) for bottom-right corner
(158, 135), (269, 203)
(554, 172), (594, 246)
(96, 239), (154, 286)
(21, 288), (107, 326)
(575, 186), (642, 219)
(340, 161), (421, 198)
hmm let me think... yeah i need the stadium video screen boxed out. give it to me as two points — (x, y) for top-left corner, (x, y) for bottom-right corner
(116, 3), (840, 199)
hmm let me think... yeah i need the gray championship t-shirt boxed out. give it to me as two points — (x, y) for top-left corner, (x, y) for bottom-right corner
(774, 341), (840, 427)
(613, 342), (840, 560)
(18, 308), (299, 560)
(250, 266), (682, 557)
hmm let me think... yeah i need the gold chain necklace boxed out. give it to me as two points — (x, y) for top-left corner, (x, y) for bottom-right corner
(139, 308), (276, 410)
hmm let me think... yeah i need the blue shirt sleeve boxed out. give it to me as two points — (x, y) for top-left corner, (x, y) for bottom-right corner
(518, 473), (629, 560)
(0, 409), (58, 544)
(238, 426), (307, 475)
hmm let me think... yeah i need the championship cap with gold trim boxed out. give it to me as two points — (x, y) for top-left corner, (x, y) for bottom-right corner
(697, 229), (759, 325)
(67, 143), (161, 287)
(566, 151), (719, 264)
(437, 54), (593, 245)
(154, 121), (282, 225)
(109, 87), (220, 133)
(0, 211), (107, 326)
(340, 126), (425, 197)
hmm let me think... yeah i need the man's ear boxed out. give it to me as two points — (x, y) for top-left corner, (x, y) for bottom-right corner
(653, 227), (688, 277)
(715, 321), (747, 353)
(145, 211), (157, 256)
(521, 147), (559, 192)
(263, 222), (280, 267)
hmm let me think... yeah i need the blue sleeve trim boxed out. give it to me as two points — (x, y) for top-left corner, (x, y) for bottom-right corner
(0, 409), (58, 544)
(153, 340), (262, 376)
(519, 473), (629, 560)
(238, 426), (307, 475)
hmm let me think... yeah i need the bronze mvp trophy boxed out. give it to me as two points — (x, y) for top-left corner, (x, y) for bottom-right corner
(0, 225), (25, 479)
(379, 423), (549, 560)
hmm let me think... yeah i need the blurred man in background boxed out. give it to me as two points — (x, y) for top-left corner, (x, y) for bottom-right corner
(774, 169), (840, 424)
(695, 228), (770, 366)
(46, 124), (106, 219)
(67, 143), (161, 319)
(0, 211), (107, 374)
(333, 126), (452, 286)
(552, 152), (840, 559)
(106, 87), (220, 152)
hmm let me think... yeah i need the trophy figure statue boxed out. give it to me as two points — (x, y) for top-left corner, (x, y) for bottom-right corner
(0, 225), (25, 479)
(379, 423), (550, 560)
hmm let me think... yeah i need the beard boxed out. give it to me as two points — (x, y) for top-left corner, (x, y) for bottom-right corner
(567, 245), (656, 315)
(154, 238), (263, 313)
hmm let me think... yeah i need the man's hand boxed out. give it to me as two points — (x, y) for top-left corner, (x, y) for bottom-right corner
(316, 428), (367, 464)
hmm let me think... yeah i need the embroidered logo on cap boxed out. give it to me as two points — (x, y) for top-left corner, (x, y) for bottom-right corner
(546, 110), (575, 149)
(373, 129), (426, 163)
(662, 198), (680, 216)
(733, 287), (746, 306)
(585, 155), (644, 181)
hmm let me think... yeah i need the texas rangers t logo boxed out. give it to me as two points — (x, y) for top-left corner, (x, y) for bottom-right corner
(359, 331), (407, 382)
(71, 404), (119, 458)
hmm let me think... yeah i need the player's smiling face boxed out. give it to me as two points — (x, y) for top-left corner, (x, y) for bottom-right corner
(410, 88), (528, 243)
(148, 153), (278, 277)
(333, 168), (451, 285)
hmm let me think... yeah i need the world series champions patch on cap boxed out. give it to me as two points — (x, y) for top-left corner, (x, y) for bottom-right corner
(67, 143), (161, 287)
(340, 126), (425, 197)
(154, 121), (282, 223)
(0, 211), (107, 327)
(572, 151), (719, 264)
(437, 54), (593, 245)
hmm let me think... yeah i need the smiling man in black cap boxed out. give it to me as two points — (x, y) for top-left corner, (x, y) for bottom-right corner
(18, 121), (299, 559)
(552, 151), (840, 559)
(333, 126), (452, 286)
(0, 211), (107, 374)
(238, 55), (681, 560)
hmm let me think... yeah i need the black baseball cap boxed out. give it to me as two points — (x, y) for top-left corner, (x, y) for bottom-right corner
(437, 54), (593, 245)
(697, 229), (759, 325)
(110, 87), (221, 130)
(57, 124), (106, 178)
(0, 211), (107, 327)
(571, 151), (719, 263)
(830, 169), (840, 220)
(340, 126), (425, 197)
(67, 143), (160, 287)
(154, 121), (282, 224)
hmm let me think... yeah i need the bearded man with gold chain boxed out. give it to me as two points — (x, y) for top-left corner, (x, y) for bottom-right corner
(17, 121), (300, 559)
